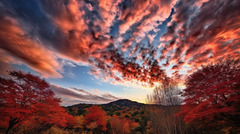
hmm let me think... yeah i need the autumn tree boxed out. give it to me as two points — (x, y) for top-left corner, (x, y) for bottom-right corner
(182, 58), (240, 131)
(0, 71), (75, 134)
(109, 115), (138, 134)
(84, 105), (107, 132)
(74, 115), (84, 129)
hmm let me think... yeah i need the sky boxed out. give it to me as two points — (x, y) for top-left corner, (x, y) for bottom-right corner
(0, 0), (239, 106)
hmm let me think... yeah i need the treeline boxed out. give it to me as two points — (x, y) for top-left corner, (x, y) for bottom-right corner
(66, 99), (150, 134)
(0, 71), (149, 134)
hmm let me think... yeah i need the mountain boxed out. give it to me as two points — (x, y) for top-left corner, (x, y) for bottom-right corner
(104, 99), (144, 108)
(66, 99), (145, 116)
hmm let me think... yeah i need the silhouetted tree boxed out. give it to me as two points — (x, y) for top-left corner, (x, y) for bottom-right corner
(148, 79), (182, 106)
(147, 79), (185, 134)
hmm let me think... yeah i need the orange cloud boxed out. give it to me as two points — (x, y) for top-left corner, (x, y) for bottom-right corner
(160, 0), (240, 79)
(0, 17), (62, 78)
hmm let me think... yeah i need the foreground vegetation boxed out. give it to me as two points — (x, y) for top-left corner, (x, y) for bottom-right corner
(0, 58), (240, 134)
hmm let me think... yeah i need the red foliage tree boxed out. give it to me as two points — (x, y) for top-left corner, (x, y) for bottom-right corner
(0, 71), (75, 134)
(181, 59), (240, 130)
(84, 105), (106, 131)
(110, 115), (138, 134)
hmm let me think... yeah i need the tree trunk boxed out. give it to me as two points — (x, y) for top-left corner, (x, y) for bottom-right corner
(5, 117), (19, 134)
(5, 127), (11, 134)
(5, 123), (14, 134)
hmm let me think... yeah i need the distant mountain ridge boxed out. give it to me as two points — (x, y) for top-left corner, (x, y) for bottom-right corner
(67, 99), (144, 107)
(104, 99), (144, 108)
(66, 99), (145, 116)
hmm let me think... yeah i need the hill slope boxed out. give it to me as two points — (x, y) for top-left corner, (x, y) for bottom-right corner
(104, 99), (144, 108)
(66, 99), (145, 116)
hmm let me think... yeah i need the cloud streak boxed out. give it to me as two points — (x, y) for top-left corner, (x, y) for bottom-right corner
(50, 84), (120, 106)
(0, 15), (62, 78)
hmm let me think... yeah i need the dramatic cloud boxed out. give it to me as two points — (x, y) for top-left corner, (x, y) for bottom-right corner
(0, 0), (239, 87)
(160, 0), (240, 77)
(0, 15), (62, 78)
(50, 84), (120, 106)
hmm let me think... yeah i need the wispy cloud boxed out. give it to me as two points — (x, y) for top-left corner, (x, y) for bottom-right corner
(50, 84), (120, 106)
(0, 16), (62, 78)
